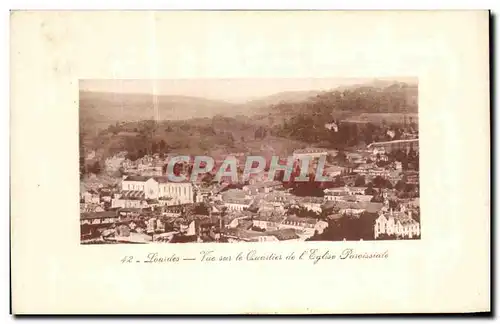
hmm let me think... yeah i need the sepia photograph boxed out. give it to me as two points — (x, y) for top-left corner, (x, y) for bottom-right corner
(79, 78), (420, 244)
(11, 9), (489, 315)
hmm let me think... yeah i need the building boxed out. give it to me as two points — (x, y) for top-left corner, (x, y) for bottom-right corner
(224, 228), (279, 243)
(156, 177), (195, 205)
(314, 220), (329, 235)
(82, 189), (100, 204)
(265, 228), (300, 241)
(111, 190), (148, 209)
(322, 201), (384, 216)
(291, 196), (324, 213)
(257, 201), (286, 215)
(121, 176), (158, 198)
(224, 198), (253, 212)
(252, 214), (284, 231)
(243, 181), (283, 195)
(374, 207), (420, 239)
(292, 148), (329, 160)
(324, 186), (369, 201)
(367, 139), (419, 154)
(80, 211), (119, 226)
(120, 175), (195, 205)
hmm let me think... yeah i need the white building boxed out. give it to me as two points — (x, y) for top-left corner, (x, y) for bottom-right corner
(292, 148), (328, 160)
(120, 175), (194, 205)
(374, 207), (420, 239)
(314, 220), (329, 234)
(224, 198), (253, 212)
(324, 186), (369, 201)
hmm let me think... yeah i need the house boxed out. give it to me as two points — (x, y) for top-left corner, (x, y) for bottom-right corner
(292, 196), (324, 213)
(117, 208), (142, 218)
(280, 215), (317, 230)
(350, 187), (368, 195)
(257, 201), (286, 215)
(323, 165), (344, 178)
(314, 220), (329, 235)
(111, 191), (148, 209)
(367, 139), (419, 154)
(252, 214), (284, 231)
(80, 211), (119, 225)
(280, 215), (318, 238)
(224, 228), (278, 243)
(224, 198), (253, 212)
(374, 207), (420, 239)
(292, 148), (328, 160)
(155, 176), (195, 205)
(221, 189), (252, 212)
(121, 176), (159, 199)
(243, 181), (283, 195)
(82, 189), (100, 204)
(80, 203), (105, 213)
(120, 175), (195, 205)
(353, 163), (377, 175)
(351, 195), (374, 202)
(324, 187), (350, 201)
(266, 228), (300, 241)
(323, 201), (384, 216)
(179, 220), (197, 236)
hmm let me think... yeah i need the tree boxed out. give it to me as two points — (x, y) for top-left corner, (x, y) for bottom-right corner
(354, 175), (366, 187)
(193, 203), (210, 215)
(87, 160), (102, 175)
(365, 183), (377, 195)
(395, 180), (406, 192)
(200, 172), (215, 185)
(336, 150), (347, 163)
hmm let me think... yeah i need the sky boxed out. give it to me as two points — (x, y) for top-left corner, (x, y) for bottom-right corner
(79, 77), (417, 103)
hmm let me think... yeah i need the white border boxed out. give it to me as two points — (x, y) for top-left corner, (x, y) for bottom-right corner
(4, 1), (496, 323)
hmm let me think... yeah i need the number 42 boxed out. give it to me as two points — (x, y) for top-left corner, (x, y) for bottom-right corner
(121, 256), (133, 263)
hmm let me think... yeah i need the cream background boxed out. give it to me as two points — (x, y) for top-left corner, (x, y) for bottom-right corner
(10, 11), (490, 314)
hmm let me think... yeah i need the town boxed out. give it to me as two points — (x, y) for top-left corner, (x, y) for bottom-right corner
(80, 137), (420, 244)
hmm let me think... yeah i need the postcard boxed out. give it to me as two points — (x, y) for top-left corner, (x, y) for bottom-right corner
(10, 10), (490, 314)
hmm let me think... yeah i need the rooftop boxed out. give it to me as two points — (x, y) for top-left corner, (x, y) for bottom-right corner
(367, 139), (419, 148)
(267, 228), (299, 241)
(120, 190), (146, 200)
(81, 211), (118, 220)
(284, 215), (317, 225)
(123, 175), (151, 182)
(293, 148), (329, 155)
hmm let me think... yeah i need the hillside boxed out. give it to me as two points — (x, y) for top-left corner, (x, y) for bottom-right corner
(79, 91), (239, 132)
(80, 80), (417, 130)
(83, 116), (309, 162)
(261, 81), (417, 117)
(241, 90), (322, 113)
